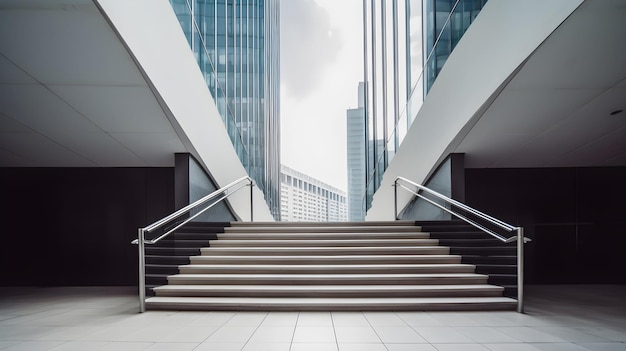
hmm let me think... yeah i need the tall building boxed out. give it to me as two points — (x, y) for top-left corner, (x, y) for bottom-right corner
(362, 0), (626, 286)
(346, 82), (366, 221)
(280, 165), (347, 222)
(169, 0), (281, 219)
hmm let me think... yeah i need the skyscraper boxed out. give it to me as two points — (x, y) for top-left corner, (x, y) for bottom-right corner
(169, 0), (281, 219)
(346, 83), (366, 221)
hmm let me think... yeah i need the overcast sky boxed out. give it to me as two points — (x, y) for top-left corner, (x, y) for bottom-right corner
(280, 0), (363, 192)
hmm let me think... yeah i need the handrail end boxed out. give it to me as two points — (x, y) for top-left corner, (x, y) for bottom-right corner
(131, 239), (138, 245)
(505, 236), (532, 244)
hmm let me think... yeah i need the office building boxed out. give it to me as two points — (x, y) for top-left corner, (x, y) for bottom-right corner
(169, 0), (281, 220)
(346, 82), (366, 221)
(281, 165), (347, 222)
(0, 0), (277, 286)
(362, 0), (626, 285)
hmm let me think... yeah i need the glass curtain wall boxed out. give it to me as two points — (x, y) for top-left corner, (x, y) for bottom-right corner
(169, 0), (281, 220)
(362, 0), (486, 212)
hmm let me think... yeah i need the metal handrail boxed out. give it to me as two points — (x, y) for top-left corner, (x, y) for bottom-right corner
(393, 176), (529, 313)
(134, 176), (254, 312)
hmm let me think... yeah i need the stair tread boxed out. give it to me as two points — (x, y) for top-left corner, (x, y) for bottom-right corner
(169, 273), (487, 279)
(154, 284), (503, 291)
(145, 296), (517, 310)
(210, 239), (439, 246)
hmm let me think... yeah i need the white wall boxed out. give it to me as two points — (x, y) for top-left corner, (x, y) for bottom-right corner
(366, 0), (583, 220)
(96, 0), (274, 221)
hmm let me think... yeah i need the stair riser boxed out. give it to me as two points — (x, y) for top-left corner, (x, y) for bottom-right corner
(154, 290), (503, 298)
(145, 301), (516, 311)
(200, 247), (450, 256)
(168, 277), (488, 285)
(190, 256), (462, 265)
(209, 240), (439, 247)
(224, 227), (422, 234)
(216, 233), (431, 240)
(179, 266), (476, 274)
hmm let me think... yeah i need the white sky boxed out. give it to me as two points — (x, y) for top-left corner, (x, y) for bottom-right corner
(280, 0), (363, 192)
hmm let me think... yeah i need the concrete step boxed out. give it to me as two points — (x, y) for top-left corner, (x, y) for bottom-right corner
(223, 226), (422, 234)
(190, 254), (462, 265)
(230, 221), (418, 227)
(153, 284), (504, 298)
(209, 239), (439, 247)
(200, 246), (450, 256)
(216, 232), (431, 240)
(167, 273), (488, 285)
(145, 296), (517, 311)
(179, 263), (476, 274)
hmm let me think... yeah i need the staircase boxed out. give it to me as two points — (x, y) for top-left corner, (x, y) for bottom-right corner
(144, 221), (517, 311)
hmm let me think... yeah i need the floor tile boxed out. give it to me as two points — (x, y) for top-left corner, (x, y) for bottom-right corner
(530, 343), (591, 351)
(455, 326), (521, 343)
(142, 342), (198, 351)
(412, 326), (474, 343)
(194, 342), (245, 351)
(372, 326), (427, 343)
(290, 343), (338, 351)
(204, 326), (257, 343)
(363, 312), (407, 326)
(331, 312), (369, 327)
(189, 312), (237, 326)
(248, 326), (295, 343)
(334, 326), (381, 343)
(385, 344), (438, 351)
(241, 342), (290, 351)
(338, 343), (387, 351)
(483, 344), (541, 351)
(297, 312), (333, 326)
(261, 312), (299, 326)
(292, 326), (336, 343)
(495, 327), (567, 342)
(432, 344), (490, 351)
(226, 312), (267, 327)
(49, 341), (110, 350)
(577, 327), (626, 342)
(538, 327), (609, 342)
(100, 342), (154, 351)
(575, 342), (626, 351)
(396, 312), (445, 326)
(427, 312), (481, 326)
(2, 341), (64, 351)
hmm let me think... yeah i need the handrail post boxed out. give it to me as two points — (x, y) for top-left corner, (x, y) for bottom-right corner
(517, 226), (524, 313)
(138, 228), (146, 313)
(393, 179), (398, 220)
(249, 178), (254, 222)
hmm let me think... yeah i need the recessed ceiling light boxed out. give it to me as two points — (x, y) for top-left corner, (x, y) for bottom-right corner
(610, 109), (623, 116)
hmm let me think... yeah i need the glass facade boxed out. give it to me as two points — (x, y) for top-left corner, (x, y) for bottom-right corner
(169, 0), (281, 220)
(362, 0), (486, 212)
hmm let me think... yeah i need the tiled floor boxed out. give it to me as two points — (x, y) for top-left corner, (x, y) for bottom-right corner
(0, 285), (625, 350)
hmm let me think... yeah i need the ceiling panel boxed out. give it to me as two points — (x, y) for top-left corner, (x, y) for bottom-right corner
(111, 132), (187, 166)
(457, 0), (626, 169)
(0, 85), (101, 134)
(0, 54), (36, 84)
(0, 2), (144, 86)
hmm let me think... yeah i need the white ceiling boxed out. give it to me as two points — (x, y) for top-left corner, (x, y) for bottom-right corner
(0, 0), (187, 167)
(455, 0), (626, 168)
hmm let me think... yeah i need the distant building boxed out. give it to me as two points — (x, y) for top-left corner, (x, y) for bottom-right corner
(280, 165), (347, 222)
(346, 82), (366, 221)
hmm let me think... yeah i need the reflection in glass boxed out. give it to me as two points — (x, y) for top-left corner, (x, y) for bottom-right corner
(169, 0), (281, 219)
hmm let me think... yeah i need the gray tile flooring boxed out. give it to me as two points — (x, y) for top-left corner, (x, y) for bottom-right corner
(0, 285), (625, 350)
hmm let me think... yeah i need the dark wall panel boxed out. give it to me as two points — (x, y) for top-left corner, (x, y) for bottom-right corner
(465, 167), (626, 284)
(0, 167), (174, 286)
